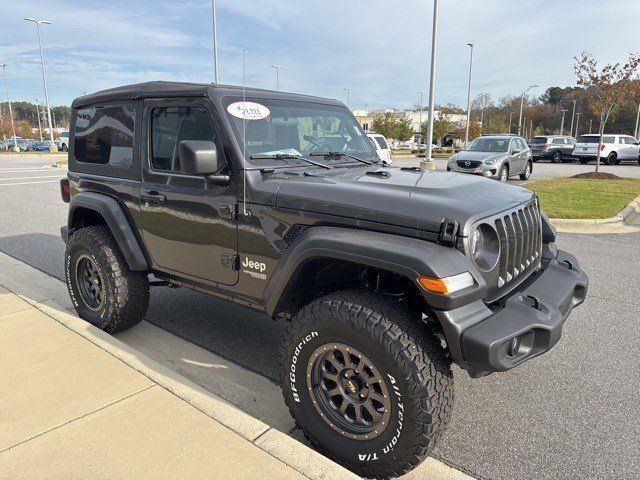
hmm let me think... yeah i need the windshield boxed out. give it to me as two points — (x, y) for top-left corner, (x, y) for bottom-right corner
(224, 97), (377, 164)
(464, 137), (510, 153)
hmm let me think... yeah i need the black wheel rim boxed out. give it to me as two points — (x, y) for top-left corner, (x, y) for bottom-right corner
(75, 255), (104, 310)
(307, 343), (392, 441)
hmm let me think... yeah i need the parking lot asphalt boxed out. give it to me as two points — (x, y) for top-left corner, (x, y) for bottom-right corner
(1, 155), (638, 480)
(392, 156), (640, 184)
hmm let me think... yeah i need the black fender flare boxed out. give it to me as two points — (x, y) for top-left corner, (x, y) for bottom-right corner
(263, 226), (486, 317)
(66, 192), (149, 271)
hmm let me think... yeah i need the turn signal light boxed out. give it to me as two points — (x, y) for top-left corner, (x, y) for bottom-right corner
(418, 272), (475, 295)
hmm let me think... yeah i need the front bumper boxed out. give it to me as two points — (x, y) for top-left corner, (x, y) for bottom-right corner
(435, 248), (588, 376)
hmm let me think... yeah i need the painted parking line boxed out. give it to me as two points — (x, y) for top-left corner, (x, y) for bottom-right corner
(0, 168), (55, 173)
(0, 175), (64, 181)
(0, 180), (61, 187)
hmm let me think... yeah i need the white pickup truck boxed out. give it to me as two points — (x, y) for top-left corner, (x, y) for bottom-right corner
(573, 134), (640, 165)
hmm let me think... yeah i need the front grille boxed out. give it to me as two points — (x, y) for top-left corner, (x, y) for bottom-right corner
(457, 160), (481, 169)
(493, 201), (542, 290)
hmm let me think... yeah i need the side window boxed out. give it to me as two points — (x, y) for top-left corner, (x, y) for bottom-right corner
(74, 105), (135, 167)
(552, 138), (564, 144)
(375, 136), (389, 149)
(150, 105), (216, 172)
(515, 138), (526, 150)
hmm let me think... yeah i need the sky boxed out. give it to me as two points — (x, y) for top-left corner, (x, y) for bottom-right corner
(1, 0), (639, 110)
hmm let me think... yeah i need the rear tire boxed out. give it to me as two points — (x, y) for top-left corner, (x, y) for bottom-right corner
(604, 152), (617, 165)
(280, 290), (453, 479)
(578, 158), (590, 165)
(65, 225), (149, 333)
(551, 150), (562, 163)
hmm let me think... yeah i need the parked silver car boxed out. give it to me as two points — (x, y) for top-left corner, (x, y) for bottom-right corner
(447, 135), (532, 182)
(529, 135), (576, 163)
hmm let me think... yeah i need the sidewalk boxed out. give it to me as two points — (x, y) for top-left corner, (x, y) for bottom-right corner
(0, 252), (473, 480)
(0, 254), (362, 480)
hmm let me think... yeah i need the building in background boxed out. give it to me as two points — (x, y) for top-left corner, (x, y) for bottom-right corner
(353, 108), (469, 146)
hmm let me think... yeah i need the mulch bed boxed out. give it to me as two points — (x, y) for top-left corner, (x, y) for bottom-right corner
(571, 172), (625, 180)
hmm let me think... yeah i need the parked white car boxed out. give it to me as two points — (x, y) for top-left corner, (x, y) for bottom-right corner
(366, 133), (392, 164)
(572, 134), (640, 165)
(55, 131), (70, 151)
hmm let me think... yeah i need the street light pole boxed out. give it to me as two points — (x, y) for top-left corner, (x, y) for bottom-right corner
(508, 112), (512, 134)
(422, 0), (440, 170)
(25, 18), (57, 152)
(560, 109), (567, 135)
(464, 43), (473, 146)
(270, 65), (283, 91)
(35, 99), (43, 141)
(343, 88), (350, 108)
(569, 99), (576, 137)
(211, 0), (219, 83)
(1, 64), (18, 152)
(589, 119), (592, 134)
(574, 112), (582, 137)
(522, 118), (526, 138)
(518, 84), (537, 136)
(634, 102), (640, 139)
(417, 91), (423, 145)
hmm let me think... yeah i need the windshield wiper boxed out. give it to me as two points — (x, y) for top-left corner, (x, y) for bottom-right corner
(309, 151), (374, 165)
(249, 153), (331, 169)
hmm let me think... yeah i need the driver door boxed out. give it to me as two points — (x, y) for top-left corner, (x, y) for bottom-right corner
(137, 98), (238, 286)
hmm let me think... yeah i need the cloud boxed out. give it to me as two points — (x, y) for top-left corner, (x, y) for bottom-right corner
(1, 0), (639, 109)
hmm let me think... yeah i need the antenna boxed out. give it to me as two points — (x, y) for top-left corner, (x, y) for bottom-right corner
(241, 48), (248, 217)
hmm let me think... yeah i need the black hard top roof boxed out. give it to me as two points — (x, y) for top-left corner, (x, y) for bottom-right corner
(71, 81), (343, 108)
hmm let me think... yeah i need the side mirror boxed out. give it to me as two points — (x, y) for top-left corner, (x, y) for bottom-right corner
(511, 148), (521, 154)
(179, 140), (220, 175)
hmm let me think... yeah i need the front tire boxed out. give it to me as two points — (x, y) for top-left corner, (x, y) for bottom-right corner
(65, 225), (149, 333)
(519, 161), (532, 180)
(498, 165), (509, 182)
(280, 290), (453, 479)
(578, 158), (590, 164)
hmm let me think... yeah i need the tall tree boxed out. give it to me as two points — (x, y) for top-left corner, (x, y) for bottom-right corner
(421, 113), (452, 145)
(574, 52), (640, 171)
(371, 112), (413, 143)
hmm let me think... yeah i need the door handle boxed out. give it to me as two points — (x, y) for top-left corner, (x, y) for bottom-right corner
(141, 191), (166, 204)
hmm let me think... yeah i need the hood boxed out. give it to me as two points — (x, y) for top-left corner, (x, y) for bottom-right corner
(272, 166), (535, 236)
(451, 151), (508, 162)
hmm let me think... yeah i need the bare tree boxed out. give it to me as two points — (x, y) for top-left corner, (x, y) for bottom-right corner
(574, 52), (640, 171)
(471, 93), (492, 124)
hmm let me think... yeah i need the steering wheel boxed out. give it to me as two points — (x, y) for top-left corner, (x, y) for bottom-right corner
(303, 135), (336, 152)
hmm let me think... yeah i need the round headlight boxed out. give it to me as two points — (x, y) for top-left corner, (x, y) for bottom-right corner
(470, 223), (500, 271)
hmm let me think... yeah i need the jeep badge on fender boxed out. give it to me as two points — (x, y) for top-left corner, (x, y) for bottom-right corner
(61, 81), (588, 479)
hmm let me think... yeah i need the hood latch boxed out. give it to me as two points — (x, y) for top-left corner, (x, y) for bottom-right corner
(438, 218), (459, 247)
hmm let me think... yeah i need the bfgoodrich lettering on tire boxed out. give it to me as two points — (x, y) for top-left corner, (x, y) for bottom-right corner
(65, 225), (149, 333)
(279, 290), (453, 479)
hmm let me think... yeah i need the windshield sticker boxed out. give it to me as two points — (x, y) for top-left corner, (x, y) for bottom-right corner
(227, 101), (271, 120)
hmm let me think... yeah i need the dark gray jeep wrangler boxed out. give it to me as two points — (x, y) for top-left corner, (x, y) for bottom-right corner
(60, 81), (588, 478)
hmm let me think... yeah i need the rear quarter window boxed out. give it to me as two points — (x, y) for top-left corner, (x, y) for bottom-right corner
(73, 105), (135, 167)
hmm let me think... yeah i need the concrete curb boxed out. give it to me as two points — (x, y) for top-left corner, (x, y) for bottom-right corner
(0, 251), (360, 480)
(550, 194), (640, 233)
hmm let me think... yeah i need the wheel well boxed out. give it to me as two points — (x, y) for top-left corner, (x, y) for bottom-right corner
(70, 207), (107, 230)
(281, 258), (435, 322)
